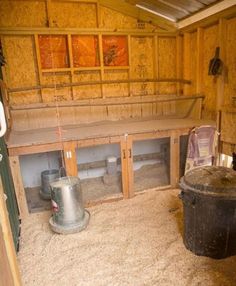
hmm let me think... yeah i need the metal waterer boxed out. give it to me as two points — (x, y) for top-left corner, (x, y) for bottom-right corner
(49, 176), (90, 234)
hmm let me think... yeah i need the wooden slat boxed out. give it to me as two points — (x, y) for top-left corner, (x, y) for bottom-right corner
(170, 130), (180, 188)
(10, 95), (202, 111)
(8, 142), (63, 157)
(126, 135), (134, 198)
(9, 157), (29, 219)
(196, 27), (204, 94)
(216, 18), (227, 111)
(120, 136), (129, 199)
(63, 141), (78, 176)
(0, 177), (22, 286)
(8, 78), (191, 93)
(183, 32), (191, 96)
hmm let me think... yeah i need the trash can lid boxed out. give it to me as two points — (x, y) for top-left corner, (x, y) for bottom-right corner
(182, 166), (236, 197)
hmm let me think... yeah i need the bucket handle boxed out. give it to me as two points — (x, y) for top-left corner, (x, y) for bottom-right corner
(59, 166), (66, 178)
(179, 191), (196, 206)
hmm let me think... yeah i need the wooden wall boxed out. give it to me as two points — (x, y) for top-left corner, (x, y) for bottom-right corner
(182, 15), (236, 155)
(0, 0), (191, 131)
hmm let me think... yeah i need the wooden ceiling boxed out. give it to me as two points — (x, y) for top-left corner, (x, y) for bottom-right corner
(127, 0), (222, 22)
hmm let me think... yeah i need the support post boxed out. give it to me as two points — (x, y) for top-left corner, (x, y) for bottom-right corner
(9, 156), (29, 219)
(170, 131), (180, 188)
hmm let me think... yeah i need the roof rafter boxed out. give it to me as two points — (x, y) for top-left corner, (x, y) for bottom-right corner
(99, 0), (177, 31)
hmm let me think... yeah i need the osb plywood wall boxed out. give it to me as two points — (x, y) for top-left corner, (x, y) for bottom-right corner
(183, 16), (236, 155)
(0, 0), (188, 131)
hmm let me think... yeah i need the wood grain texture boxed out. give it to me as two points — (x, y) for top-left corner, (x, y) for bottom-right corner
(202, 24), (218, 120)
(0, 177), (22, 286)
(9, 157), (29, 219)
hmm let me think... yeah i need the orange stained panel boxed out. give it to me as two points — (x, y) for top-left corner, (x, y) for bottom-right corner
(38, 35), (69, 69)
(72, 35), (99, 67)
(102, 36), (128, 66)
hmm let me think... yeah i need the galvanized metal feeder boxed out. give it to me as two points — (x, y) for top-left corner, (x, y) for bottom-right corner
(49, 176), (90, 234)
(40, 169), (59, 200)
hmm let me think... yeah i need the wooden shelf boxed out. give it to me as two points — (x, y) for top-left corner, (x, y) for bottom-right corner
(10, 94), (204, 110)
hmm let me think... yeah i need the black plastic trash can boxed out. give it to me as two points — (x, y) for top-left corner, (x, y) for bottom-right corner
(179, 166), (236, 259)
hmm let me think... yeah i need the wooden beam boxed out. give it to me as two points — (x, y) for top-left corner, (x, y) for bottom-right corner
(99, 0), (177, 31)
(8, 78), (191, 94)
(9, 157), (29, 219)
(0, 27), (177, 36)
(0, 177), (22, 286)
(178, 0), (236, 29)
(10, 95), (204, 110)
(8, 142), (63, 157)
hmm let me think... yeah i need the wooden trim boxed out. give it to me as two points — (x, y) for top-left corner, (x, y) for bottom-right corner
(10, 95), (204, 110)
(120, 136), (129, 199)
(176, 35), (183, 95)
(216, 18), (227, 111)
(99, 0), (177, 32)
(8, 142), (63, 156)
(153, 35), (158, 94)
(63, 141), (78, 176)
(0, 28), (177, 36)
(170, 131), (180, 188)
(178, 0), (236, 29)
(0, 177), (22, 286)
(183, 32), (191, 96)
(34, 34), (43, 102)
(9, 157), (29, 219)
(126, 135), (134, 198)
(8, 78), (191, 94)
(196, 27), (204, 94)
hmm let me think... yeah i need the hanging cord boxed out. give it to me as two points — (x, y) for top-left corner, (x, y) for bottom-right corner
(48, 36), (67, 177)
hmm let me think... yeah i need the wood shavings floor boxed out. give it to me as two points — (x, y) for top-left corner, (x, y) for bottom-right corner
(18, 189), (236, 286)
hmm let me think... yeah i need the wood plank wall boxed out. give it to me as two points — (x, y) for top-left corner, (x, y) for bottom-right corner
(182, 15), (236, 156)
(0, 0), (186, 131)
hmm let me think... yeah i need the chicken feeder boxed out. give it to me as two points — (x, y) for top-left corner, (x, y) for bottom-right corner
(40, 169), (59, 200)
(49, 176), (90, 234)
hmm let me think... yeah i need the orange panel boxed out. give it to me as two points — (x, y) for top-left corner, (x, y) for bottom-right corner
(38, 35), (69, 69)
(72, 35), (99, 67)
(102, 36), (128, 66)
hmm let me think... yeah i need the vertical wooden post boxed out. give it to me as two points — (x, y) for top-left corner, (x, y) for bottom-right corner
(153, 35), (158, 95)
(9, 156), (29, 219)
(63, 142), (78, 177)
(196, 28), (204, 94)
(98, 33), (105, 98)
(67, 34), (74, 100)
(46, 0), (53, 27)
(96, 1), (101, 28)
(120, 136), (129, 199)
(176, 35), (183, 96)
(34, 34), (43, 102)
(217, 18), (227, 110)
(183, 33), (191, 96)
(127, 35), (131, 96)
(170, 131), (180, 188)
(0, 177), (22, 286)
(216, 18), (227, 157)
(127, 135), (134, 198)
